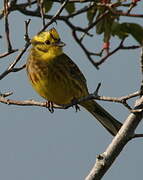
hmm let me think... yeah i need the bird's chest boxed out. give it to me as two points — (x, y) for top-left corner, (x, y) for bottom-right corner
(30, 61), (76, 104)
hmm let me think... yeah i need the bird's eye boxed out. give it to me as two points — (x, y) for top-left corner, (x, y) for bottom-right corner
(45, 40), (50, 45)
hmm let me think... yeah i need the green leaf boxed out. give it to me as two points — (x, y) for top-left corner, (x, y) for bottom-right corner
(103, 15), (114, 42)
(96, 17), (104, 34)
(95, 5), (119, 40)
(65, 3), (75, 14)
(96, 11), (115, 42)
(87, 7), (97, 25)
(95, 9), (105, 34)
(111, 22), (143, 44)
(122, 23), (143, 45)
(43, 0), (53, 13)
(111, 21), (129, 39)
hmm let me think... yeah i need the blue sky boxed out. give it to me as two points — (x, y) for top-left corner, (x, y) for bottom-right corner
(0, 1), (143, 180)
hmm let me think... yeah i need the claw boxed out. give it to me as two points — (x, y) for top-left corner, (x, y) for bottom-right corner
(46, 101), (54, 113)
(71, 98), (80, 112)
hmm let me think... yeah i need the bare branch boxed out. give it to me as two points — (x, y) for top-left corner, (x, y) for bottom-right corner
(85, 96), (143, 180)
(4, 0), (13, 52)
(96, 39), (141, 67)
(0, 0), (18, 58)
(0, 95), (62, 109)
(132, 133), (143, 139)
(72, 30), (99, 69)
(40, 0), (69, 32)
(0, 49), (18, 58)
(0, 87), (141, 111)
(0, 43), (29, 80)
(140, 47), (143, 95)
(0, 1), (68, 80)
(1, 0), (141, 68)
(12, 64), (26, 72)
(0, 91), (13, 97)
(37, 0), (46, 27)
(24, 19), (31, 42)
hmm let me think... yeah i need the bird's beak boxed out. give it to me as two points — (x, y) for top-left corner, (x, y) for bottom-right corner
(54, 40), (66, 47)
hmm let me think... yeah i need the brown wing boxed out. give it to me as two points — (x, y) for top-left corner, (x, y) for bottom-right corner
(59, 53), (87, 87)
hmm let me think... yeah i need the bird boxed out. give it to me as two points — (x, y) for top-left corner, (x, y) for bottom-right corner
(26, 28), (122, 136)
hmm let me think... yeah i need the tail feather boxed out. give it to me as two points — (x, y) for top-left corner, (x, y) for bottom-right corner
(80, 100), (122, 136)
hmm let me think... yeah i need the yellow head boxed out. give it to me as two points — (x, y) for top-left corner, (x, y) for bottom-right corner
(31, 28), (65, 58)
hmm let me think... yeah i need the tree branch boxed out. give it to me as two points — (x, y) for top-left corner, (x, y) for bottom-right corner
(85, 96), (143, 180)
(0, 88), (141, 111)
(0, 42), (29, 80)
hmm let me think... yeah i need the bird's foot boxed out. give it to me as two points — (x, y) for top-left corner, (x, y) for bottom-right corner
(46, 101), (54, 113)
(71, 98), (80, 112)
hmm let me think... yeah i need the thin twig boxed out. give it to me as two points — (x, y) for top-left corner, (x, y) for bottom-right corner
(0, 91), (13, 97)
(72, 30), (99, 69)
(0, 95), (62, 109)
(12, 64), (26, 72)
(37, 0), (46, 27)
(0, 43), (29, 80)
(140, 47), (143, 96)
(127, 1), (137, 14)
(4, 0), (13, 52)
(40, 0), (69, 32)
(24, 19), (31, 42)
(132, 134), (143, 139)
(0, 18), (31, 80)
(0, 49), (18, 58)
(96, 40), (141, 67)
(96, 38), (126, 66)
(1, 0), (141, 69)
(67, 3), (94, 19)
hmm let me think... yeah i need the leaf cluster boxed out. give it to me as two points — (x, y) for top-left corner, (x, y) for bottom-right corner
(42, 0), (143, 44)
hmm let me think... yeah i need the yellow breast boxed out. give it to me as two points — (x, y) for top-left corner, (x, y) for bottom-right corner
(26, 52), (88, 105)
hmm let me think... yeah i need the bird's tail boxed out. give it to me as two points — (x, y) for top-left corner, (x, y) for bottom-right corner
(80, 100), (122, 136)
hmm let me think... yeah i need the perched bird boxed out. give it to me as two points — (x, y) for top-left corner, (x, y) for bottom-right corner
(26, 28), (122, 136)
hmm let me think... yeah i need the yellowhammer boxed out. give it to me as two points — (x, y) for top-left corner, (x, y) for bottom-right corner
(26, 28), (122, 136)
